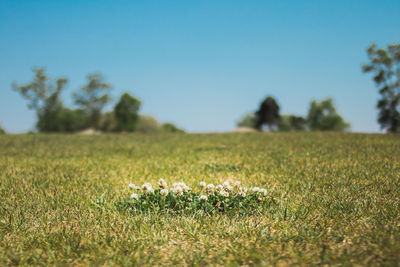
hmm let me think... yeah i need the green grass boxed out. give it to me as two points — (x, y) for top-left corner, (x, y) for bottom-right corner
(0, 132), (399, 265)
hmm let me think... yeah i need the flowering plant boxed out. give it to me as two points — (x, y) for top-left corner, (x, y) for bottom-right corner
(116, 179), (272, 215)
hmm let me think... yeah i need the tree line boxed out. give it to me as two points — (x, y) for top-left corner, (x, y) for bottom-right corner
(1, 42), (399, 134)
(237, 97), (350, 131)
(11, 68), (184, 133)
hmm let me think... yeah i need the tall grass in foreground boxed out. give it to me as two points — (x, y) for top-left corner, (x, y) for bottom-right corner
(0, 132), (399, 265)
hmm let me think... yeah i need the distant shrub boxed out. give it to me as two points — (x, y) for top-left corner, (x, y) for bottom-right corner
(307, 98), (350, 131)
(37, 107), (88, 133)
(0, 124), (5, 134)
(236, 113), (256, 129)
(57, 108), (89, 132)
(136, 115), (161, 133)
(162, 123), (185, 133)
(98, 114), (185, 134)
(278, 115), (307, 131)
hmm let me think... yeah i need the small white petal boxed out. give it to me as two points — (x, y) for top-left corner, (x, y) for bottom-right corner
(200, 195), (208, 201)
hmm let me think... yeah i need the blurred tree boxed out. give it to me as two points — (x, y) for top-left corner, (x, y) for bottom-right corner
(306, 98), (350, 131)
(162, 123), (185, 133)
(255, 96), (280, 131)
(73, 73), (112, 129)
(12, 68), (69, 132)
(363, 43), (400, 133)
(236, 113), (256, 128)
(114, 93), (141, 132)
(278, 115), (306, 131)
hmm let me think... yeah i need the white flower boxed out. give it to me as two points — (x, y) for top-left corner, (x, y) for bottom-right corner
(252, 187), (260, 193)
(129, 183), (136, 189)
(160, 189), (169, 196)
(158, 178), (167, 188)
(171, 185), (183, 196)
(260, 188), (267, 196)
(142, 183), (154, 194)
(220, 190), (229, 197)
(223, 181), (230, 188)
(130, 193), (139, 200)
(142, 182), (151, 190)
(206, 184), (215, 193)
(225, 185), (233, 192)
(240, 187), (248, 193)
(233, 181), (241, 188)
(199, 181), (206, 188)
(238, 186), (247, 197)
(171, 182), (189, 192)
(170, 181), (190, 194)
(199, 195), (208, 201)
(215, 185), (224, 192)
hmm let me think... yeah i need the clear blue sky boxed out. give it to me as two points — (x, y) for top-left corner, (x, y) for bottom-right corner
(1, 0), (399, 133)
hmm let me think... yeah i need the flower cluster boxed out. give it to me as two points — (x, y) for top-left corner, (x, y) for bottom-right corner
(117, 179), (270, 215)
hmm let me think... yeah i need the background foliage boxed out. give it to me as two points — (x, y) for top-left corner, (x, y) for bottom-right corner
(363, 43), (400, 133)
(12, 69), (184, 134)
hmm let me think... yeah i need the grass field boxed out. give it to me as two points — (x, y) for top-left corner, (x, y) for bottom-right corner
(0, 132), (399, 265)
